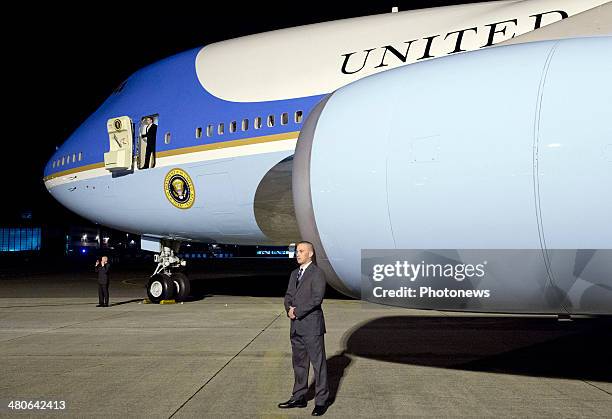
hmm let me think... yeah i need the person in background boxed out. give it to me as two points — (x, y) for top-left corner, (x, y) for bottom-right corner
(95, 256), (111, 307)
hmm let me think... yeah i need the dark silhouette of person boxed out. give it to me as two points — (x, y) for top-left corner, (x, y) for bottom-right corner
(95, 256), (111, 307)
(141, 116), (157, 168)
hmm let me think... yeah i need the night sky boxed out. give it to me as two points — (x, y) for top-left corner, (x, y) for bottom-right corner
(7, 1), (499, 227)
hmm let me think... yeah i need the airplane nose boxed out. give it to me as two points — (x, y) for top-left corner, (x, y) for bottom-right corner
(44, 151), (61, 190)
(43, 137), (86, 189)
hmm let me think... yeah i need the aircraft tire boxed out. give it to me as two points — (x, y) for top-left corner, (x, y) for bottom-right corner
(147, 274), (173, 303)
(172, 272), (191, 302)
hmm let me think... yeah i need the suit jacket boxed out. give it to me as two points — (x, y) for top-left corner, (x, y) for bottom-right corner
(142, 124), (157, 152)
(95, 263), (110, 285)
(284, 263), (326, 336)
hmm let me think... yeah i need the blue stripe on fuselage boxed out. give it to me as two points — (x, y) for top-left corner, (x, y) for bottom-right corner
(44, 47), (325, 178)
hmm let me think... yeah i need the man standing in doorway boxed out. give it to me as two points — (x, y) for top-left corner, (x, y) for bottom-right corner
(95, 256), (111, 307)
(141, 116), (157, 169)
(278, 241), (330, 416)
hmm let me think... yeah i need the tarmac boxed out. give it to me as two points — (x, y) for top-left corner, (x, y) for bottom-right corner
(1, 262), (611, 418)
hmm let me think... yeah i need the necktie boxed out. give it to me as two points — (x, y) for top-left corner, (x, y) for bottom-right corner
(296, 268), (303, 283)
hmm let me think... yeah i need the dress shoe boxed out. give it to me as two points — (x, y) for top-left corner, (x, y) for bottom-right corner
(96, 304), (103, 307)
(312, 404), (328, 416)
(278, 398), (307, 408)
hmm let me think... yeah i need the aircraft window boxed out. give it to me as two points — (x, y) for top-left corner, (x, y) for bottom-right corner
(230, 121), (237, 133)
(164, 132), (171, 144)
(218, 123), (224, 135)
(72, 153), (76, 163)
(267, 115), (275, 127)
(61, 157), (65, 166)
(78, 152), (83, 161)
(295, 110), (303, 123)
(56, 159), (60, 167)
(195, 127), (202, 139)
(281, 112), (288, 125)
(52, 161), (56, 168)
(242, 119), (249, 131)
(254, 117), (262, 129)
(206, 125), (213, 137)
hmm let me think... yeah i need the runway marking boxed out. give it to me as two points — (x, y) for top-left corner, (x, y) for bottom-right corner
(583, 381), (612, 397)
(168, 311), (283, 418)
(0, 311), (130, 344)
(0, 302), (93, 309)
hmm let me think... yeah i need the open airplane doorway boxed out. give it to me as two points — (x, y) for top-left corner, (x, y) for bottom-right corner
(138, 114), (158, 169)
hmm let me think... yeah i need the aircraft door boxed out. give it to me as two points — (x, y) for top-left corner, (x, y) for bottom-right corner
(104, 116), (134, 172)
(137, 114), (158, 169)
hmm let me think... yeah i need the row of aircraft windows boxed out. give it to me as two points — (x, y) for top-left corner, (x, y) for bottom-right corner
(52, 152), (83, 169)
(53, 111), (305, 164)
(194, 110), (303, 139)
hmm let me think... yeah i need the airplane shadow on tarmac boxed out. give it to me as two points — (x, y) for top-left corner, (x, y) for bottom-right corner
(307, 315), (612, 405)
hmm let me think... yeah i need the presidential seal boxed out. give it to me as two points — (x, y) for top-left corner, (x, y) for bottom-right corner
(164, 168), (195, 209)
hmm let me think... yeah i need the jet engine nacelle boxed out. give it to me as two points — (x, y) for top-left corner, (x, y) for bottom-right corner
(293, 37), (612, 314)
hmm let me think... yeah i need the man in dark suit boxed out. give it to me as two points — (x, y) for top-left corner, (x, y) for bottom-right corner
(141, 116), (157, 169)
(278, 241), (329, 416)
(95, 256), (110, 307)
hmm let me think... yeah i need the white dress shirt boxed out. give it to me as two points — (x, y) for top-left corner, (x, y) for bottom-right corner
(297, 260), (312, 282)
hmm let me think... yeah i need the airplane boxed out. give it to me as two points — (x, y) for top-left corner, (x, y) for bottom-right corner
(43, 0), (612, 314)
